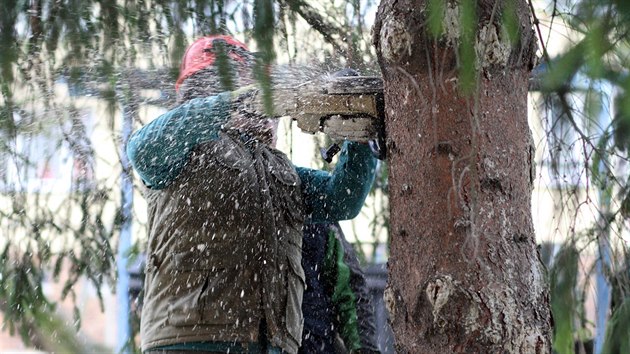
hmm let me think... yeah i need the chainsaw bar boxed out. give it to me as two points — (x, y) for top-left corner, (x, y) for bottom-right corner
(323, 76), (383, 95)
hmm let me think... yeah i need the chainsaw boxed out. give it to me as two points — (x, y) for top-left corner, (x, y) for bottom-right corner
(239, 76), (386, 161)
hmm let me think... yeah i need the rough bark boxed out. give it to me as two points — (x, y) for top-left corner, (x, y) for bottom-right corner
(373, 1), (552, 353)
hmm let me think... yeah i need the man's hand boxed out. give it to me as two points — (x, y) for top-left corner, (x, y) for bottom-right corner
(230, 84), (259, 100)
(231, 84), (295, 119)
(230, 84), (265, 117)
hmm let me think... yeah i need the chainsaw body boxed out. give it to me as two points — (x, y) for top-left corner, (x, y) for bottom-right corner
(275, 76), (386, 160)
(237, 75), (387, 160)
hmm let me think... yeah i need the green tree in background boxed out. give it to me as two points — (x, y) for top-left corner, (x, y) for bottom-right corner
(533, 0), (630, 352)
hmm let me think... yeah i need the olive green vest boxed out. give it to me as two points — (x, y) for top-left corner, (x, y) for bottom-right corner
(140, 132), (305, 354)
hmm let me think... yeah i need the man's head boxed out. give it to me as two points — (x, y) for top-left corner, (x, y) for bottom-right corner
(177, 35), (277, 145)
(176, 35), (255, 103)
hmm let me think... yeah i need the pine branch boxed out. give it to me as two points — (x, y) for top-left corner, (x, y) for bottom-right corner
(279, 0), (345, 53)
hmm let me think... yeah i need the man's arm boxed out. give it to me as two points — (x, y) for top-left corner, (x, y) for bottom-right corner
(126, 92), (231, 189)
(296, 141), (377, 223)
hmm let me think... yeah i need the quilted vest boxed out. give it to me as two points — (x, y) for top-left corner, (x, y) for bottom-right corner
(140, 132), (305, 353)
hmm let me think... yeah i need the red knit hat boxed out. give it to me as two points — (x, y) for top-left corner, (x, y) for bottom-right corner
(175, 35), (250, 92)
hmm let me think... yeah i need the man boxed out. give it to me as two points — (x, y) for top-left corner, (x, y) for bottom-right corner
(126, 35), (376, 353)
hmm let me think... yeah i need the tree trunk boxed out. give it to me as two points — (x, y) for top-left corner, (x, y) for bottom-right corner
(373, 1), (552, 353)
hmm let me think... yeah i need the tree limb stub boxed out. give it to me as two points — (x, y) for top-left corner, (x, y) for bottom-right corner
(280, 0), (345, 54)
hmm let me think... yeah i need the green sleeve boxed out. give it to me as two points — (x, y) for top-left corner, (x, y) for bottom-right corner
(126, 92), (232, 189)
(324, 229), (361, 351)
(296, 141), (376, 223)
